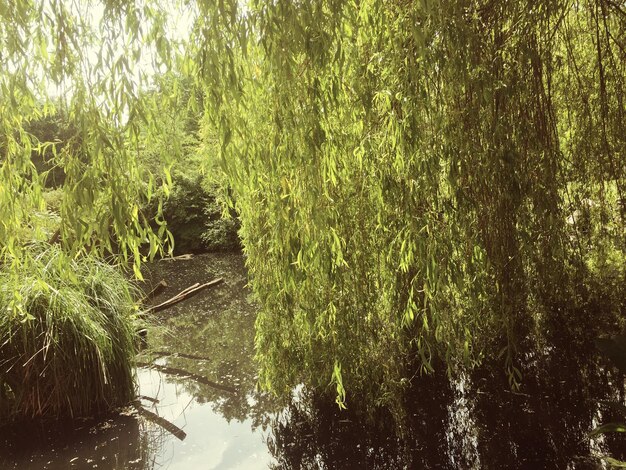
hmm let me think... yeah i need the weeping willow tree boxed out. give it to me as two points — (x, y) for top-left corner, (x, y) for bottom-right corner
(1, 0), (624, 414)
(188, 0), (625, 406)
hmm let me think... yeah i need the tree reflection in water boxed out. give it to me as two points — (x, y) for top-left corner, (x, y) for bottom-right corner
(143, 252), (284, 429)
(266, 368), (454, 469)
(0, 413), (167, 470)
(266, 337), (626, 469)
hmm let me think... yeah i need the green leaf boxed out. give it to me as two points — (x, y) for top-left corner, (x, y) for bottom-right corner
(589, 423), (626, 438)
(603, 457), (626, 468)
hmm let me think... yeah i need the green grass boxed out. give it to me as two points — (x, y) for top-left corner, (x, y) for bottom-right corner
(0, 245), (140, 421)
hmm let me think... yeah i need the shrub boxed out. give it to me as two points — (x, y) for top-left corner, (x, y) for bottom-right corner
(154, 165), (240, 254)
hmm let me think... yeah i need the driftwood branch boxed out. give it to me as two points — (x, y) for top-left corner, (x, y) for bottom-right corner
(175, 282), (201, 298)
(138, 395), (160, 404)
(136, 361), (237, 394)
(144, 278), (223, 313)
(159, 254), (194, 261)
(132, 400), (187, 441)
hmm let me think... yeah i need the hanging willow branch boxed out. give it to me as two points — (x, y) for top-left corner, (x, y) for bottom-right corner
(186, 0), (626, 404)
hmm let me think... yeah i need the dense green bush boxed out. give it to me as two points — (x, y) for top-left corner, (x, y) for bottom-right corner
(25, 110), (80, 188)
(135, 73), (240, 254)
(0, 246), (139, 421)
(159, 168), (240, 254)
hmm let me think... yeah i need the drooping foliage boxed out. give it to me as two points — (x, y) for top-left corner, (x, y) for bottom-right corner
(0, 0), (179, 273)
(188, 0), (625, 405)
(1, 0), (624, 410)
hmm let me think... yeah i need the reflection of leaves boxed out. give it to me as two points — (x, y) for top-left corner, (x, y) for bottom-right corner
(267, 388), (413, 470)
(142, 253), (282, 427)
(1, 415), (152, 470)
(604, 456), (626, 468)
(596, 336), (626, 374)
(589, 423), (626, 438)
(599, 401), (626, 417)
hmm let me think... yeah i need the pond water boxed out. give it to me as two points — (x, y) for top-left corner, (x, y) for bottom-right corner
(1, 252), (626, 469)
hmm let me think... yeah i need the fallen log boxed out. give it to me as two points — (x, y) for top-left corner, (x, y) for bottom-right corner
(144, 278), (223, 313)
(132, 400), (187, 441)
(160, 254), (194, 261)
(136, 361), (237, 394)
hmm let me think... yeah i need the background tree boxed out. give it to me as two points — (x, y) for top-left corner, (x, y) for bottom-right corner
(0, 0), (179, 274)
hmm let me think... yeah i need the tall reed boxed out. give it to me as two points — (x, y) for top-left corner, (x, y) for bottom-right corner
(0, 245), (139, 421)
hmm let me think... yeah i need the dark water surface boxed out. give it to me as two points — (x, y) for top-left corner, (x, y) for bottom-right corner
(2, 252), (626, 469)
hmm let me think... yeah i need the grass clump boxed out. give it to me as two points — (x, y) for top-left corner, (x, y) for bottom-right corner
(0, 245), (139, 422)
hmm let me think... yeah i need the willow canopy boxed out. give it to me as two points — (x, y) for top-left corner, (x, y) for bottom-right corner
(1, 0), (624, 407)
